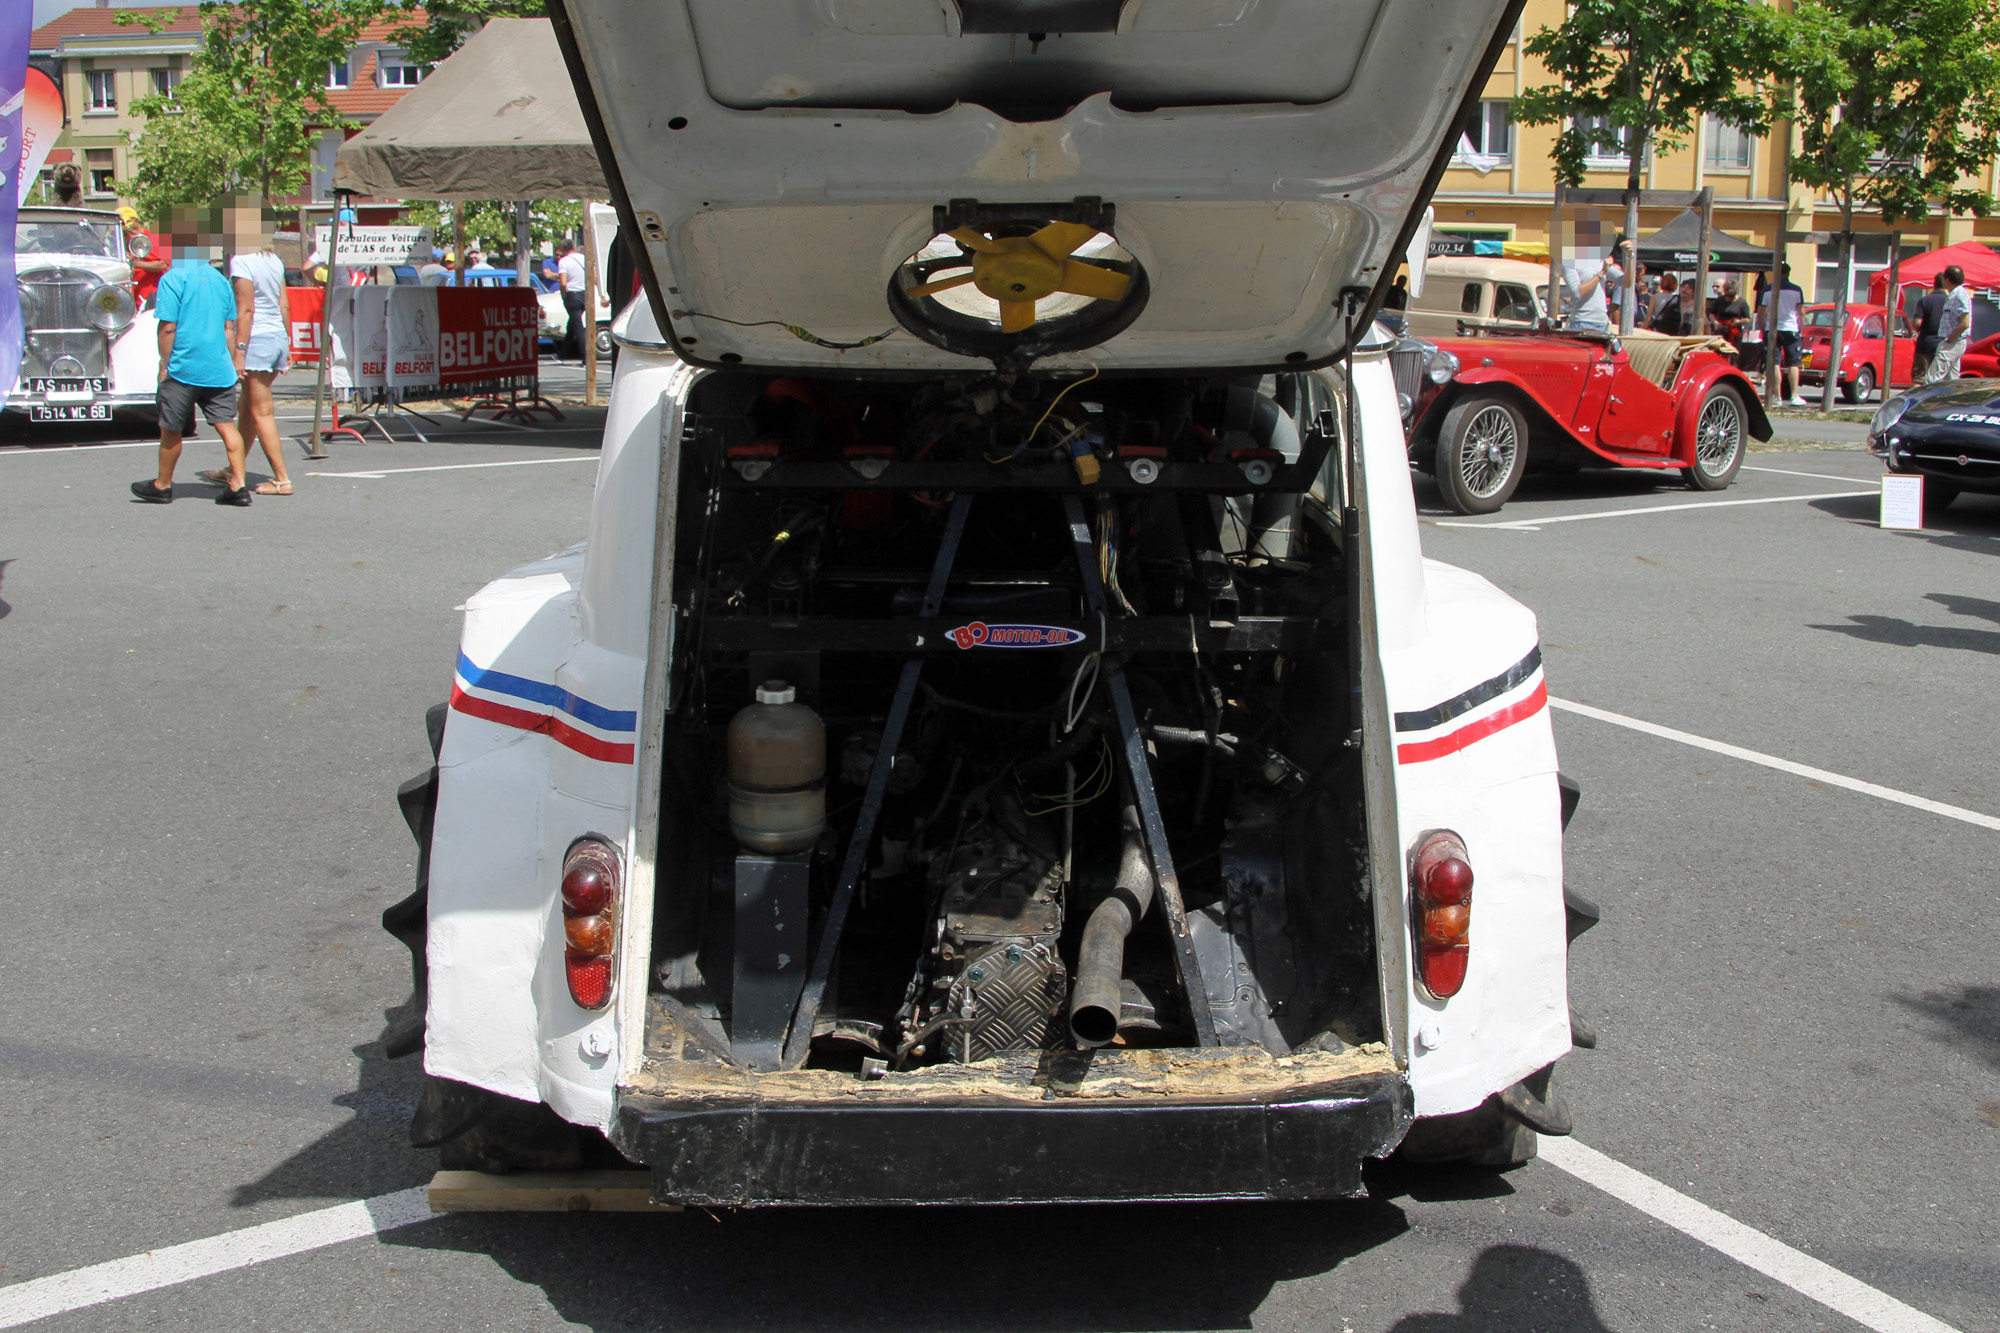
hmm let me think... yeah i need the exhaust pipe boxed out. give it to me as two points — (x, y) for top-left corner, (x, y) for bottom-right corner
(1068, 804), (1155, 1048)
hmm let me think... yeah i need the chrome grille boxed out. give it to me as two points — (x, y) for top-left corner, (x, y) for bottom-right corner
(1389, 340), (1428, 418)
(19, 269), (109, 379)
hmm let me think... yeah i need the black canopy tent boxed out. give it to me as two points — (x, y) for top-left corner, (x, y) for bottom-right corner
(1636, 208), (1769, 273)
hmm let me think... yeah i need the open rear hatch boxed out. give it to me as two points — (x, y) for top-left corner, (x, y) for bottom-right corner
(552, 0), (1526, 373)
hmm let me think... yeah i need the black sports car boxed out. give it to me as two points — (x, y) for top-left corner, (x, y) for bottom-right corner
(1870, 379), (2000, 509)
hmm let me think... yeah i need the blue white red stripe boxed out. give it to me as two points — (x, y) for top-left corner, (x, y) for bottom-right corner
(1394, 645), (1547, 764)
(449, 651), (636, 764)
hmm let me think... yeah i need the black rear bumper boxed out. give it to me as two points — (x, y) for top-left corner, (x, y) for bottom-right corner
(614, 1073), (1411, 1207)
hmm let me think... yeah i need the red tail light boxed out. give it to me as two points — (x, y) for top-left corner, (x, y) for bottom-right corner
(562, 837), (621, 1010)
(1411, 830), (1473, 999)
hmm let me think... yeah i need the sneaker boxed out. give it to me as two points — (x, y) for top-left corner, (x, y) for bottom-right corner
(215, 483), (253, 507)
(130, 479), (172, 503)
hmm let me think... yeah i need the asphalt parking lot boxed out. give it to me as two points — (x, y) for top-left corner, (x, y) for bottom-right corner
(1, 395), (1994, 1331)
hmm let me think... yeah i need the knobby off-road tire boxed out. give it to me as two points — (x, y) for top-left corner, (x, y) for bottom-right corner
(1434, 396), (1528, 515)
(1684, 382), (1746, 491)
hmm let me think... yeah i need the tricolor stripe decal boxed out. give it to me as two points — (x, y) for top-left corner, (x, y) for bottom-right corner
(1395, 646), (1548, 764)
(449, 654), (636, 764)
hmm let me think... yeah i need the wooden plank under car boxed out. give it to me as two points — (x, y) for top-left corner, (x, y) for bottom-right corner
(427, 1170), (681, 1213)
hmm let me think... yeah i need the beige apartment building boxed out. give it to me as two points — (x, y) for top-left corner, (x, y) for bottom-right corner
(28, 5), (429, 212)
(1438, 0), (2000, 304)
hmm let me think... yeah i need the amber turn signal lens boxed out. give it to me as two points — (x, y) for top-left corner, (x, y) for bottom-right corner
(1422, 903), (1470, 947)
(565, 912), (614, 954)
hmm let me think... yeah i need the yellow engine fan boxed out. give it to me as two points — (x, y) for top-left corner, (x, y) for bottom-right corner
(908, 222), (1132, 333)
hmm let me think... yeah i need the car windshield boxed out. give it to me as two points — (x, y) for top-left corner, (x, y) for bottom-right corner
(16, 218), (121, 258)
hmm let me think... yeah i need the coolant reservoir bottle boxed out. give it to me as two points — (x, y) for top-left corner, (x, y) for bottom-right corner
(727, 681), (826, 854)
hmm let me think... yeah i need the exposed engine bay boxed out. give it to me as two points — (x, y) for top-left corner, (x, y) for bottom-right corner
(648, 368), (1383, 1074)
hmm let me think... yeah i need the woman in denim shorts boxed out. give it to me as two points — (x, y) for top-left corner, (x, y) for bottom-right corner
(206, 230), (296, 496)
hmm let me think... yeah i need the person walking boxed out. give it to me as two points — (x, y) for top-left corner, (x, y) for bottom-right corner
(130, 208), (251, 506)
(1923, 265), (1973, 384)
(199, 200), (294, 497)
(555, 237), (588, 360)
(1911, 274), (1949, 381)
(1759, 263), (1807, 404)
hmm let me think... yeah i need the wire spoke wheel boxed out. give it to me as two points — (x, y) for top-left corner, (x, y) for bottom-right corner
(1695, 394), (1742, 475)
(1458, 405), (1520, 498)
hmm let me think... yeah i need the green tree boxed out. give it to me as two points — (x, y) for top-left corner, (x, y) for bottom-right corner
(1513, 0), (1783, 333)
(389, 0), (542, 67)
(400, 199), (581, 263)
(120, 0), (385, 216)
(1773, 0), (2000, 403)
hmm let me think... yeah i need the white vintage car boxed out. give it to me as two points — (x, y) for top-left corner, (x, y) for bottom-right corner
(382, 0), (1595, 1205)
(8, 207), (158, 423)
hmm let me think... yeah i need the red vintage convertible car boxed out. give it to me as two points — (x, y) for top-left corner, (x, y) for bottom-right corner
(1394, 327), (1773, 514)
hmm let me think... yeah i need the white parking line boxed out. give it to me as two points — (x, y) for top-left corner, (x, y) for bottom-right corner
(0, 1145), (1961, 1331)
(1437, 489), (1875, 531)
(1745, 464), (1879, 483)
(1550, 697), (2000, 832)
(307, 456), (599, 479)
(0, 1189), (433, 1329)
(1541, 1138), (1962, 1333)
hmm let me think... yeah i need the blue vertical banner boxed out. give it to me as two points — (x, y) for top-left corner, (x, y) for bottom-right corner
(0, 0), (27, 409)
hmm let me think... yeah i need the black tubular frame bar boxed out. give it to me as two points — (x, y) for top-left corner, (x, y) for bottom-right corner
(1060, 494), (1218, 1046)
(779, 492), (974, 1069)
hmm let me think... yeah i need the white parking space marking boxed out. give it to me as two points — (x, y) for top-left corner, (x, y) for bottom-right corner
(0, 1189), (434, 1330)
(1436, 489), (1875, 531)
(1745, 464), (1880, 483)
(1551, 697), (2000, 832)
(1542, 1138), (1963, 1333)
(308, 456), (600, 479)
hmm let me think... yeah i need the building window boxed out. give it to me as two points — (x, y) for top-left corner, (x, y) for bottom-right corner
(327, 58), (349, 90)
(1704, 115), (1752, 170)
(1456, 100), (1512, 160)
(85, 148), (115, 197)
(86, 70), (116, 112)
(150, 66), (182, 100)
(1815, 234), (1894, 306)
(376, 52), (424, 87)
(1575, 114), (1632, 168)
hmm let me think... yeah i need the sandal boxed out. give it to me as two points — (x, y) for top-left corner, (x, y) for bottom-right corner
(254, 480), (293, 496)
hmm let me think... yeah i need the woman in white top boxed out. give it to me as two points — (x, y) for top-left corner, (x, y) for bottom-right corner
(223, 241), (294, 495)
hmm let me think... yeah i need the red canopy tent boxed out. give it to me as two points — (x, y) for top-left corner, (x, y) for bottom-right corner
(1868, 239), (2000, 307)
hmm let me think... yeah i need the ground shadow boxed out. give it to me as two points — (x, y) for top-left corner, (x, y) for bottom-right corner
(1808, 592), (2000, 656)
(227, 1000), (433, 1207)
(1414, 467), (1674, 517)
(0, 558), (11, 619)
(1893, 985), (2000, 1073)
(1809, 492), (2000, 557)
(1388, 1244), (1614, 1331)
(385, 1192), (1411, 1332)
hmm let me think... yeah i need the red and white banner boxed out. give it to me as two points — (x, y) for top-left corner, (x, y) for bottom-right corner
(284, 285), (536, 391)
(15, 65), (60, 205)
(437, 288), (538, 385)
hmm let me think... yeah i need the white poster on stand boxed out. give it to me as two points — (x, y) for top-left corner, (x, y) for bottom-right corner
(387, 287), (440, 388)
(325, 289), (355, 391)
(349, 286), (389, 389)
(1880, 474), (1924, 530)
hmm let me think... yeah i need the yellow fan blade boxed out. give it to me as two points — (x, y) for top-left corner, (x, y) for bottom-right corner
(1056, 259), (1131, 302)
(999, 299), (1038, 333)
(949, 226), (1008, 255)
(1028, 221), (1099, 259)
(908, 271), (976, 299)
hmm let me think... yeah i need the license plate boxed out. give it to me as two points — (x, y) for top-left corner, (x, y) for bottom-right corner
(28, 377), (108, 394)
(31, 403), (110, 422)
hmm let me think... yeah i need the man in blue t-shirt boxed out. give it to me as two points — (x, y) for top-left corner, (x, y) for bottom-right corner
(131, 205), (252, 506)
